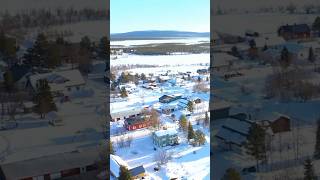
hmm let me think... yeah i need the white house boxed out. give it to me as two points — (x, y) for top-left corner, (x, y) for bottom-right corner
(28, 69), (85, 96)
(110, 154), (129, 178)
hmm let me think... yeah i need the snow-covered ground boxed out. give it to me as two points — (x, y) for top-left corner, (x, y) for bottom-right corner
(0, 61), (107, 164)
(110, 39), (210, 179)
(212, 13), (320, 179)
(111, 38), (209, 47)
(111, 53), (210, 66)
(214, 14), (318, 36)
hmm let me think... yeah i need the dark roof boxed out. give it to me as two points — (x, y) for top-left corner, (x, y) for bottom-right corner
(279, 24), (311, 33)
(159, 95), (181, 103)
(0, 147), (100, 179)
(10, 64), (31, 82)
(125, 115), (150, 125)
(129, 165), (145, 176)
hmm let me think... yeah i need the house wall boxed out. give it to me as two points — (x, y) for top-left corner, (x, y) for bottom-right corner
(126, 121), (151, 131)
(153, 134), (178, 147)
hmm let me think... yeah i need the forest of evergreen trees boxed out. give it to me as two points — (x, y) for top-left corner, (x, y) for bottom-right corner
(0, 8), (109, 32)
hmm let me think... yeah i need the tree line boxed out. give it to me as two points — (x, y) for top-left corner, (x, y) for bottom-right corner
(0, 8), (109, 32)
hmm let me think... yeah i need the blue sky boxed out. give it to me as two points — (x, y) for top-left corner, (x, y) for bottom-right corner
(111, 0), (210, 34)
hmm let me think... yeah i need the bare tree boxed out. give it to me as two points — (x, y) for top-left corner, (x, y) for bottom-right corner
(154, 150), (172, 166)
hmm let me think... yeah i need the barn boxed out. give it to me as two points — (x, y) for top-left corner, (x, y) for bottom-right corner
(278, 24), (311, 40)
(124, 115), (152, 131)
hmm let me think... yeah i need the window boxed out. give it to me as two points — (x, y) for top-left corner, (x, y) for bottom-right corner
(68, 87), (71, 91)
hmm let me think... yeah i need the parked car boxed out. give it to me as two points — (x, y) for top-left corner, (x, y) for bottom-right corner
(242, 166), (256, 175)
(49, 118), (64, 126)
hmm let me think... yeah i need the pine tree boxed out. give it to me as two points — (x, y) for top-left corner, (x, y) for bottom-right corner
(203, 111), (209, 127)
(244, 123), (266, 172)
(313, 16), (320, 31)
(120, 87), (128, 98)
(197, 76), (201, 83)
(308, 47), (317, 71)
(194, 130), (206, 146)
(187, 101), (194, 113)
(179, 115), (188, 132)
(98, 36), (109, 59)
(119, 165), (132, 180)
(263, 44), (268, 51)
(24, 33), (49, 67)
(140, 73), (146, 81)
(34, 79), (57, 118)
(222, 168), (241, 180)
(109, 140), (115, 155)
(80, 36), (92, 51)
(187, 121), (195, 141)
(314, 118), (320, 159)
(78, 47), (92, 74)
(3, 70), (15, 92)
(231, 46), (239, 56)
(280, 47), (291, 70)
(47, 44), (61, 68)
(304, 158), (316, 180)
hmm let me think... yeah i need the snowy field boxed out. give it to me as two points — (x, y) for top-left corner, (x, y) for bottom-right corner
(0, 61), (107, 164)
(111, 38), (209, 47)
(111, 53), (210, 66)
(214, 14), (318, 36)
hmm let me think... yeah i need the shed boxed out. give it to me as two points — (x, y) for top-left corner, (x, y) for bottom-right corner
(129, 165), (146, 178)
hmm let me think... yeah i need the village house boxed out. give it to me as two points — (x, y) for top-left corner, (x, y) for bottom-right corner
(110, 154), (129, 179)
(159, 94), (182, 104)
(212, 100), (232, 120)
(278, 24), (311, 40)
(110, 154), (146, 179)
(177, 98), (191, 110)
(0, 148), (101, 180)
(256, 113), (291, 134)
(129, 165), (146, 179)
(197, 68), (209, 74)
(153, 129), (179, 147)
(27, 69), (86, 96)
(110, 107), (142, 122)
(260, 42), (308, 63)
(212, 53), (238, 72)
(215, 118), (253, 154)
(8, 64), (32, 89)
(124, 115), (151, 131)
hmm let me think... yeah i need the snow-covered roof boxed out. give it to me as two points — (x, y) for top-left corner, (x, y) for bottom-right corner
(110, 154), (129, 178)
(110, 107), (142, 119)
(29, 70), (85, 92)
(212, 53), (237, 67)
(216, 127), (247, 146)
(222, 118), (252, 135)
(154, 129), (178, 137)
(216, 118), (253, 146)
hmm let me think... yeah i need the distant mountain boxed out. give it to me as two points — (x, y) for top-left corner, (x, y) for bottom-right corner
(111, 30), (210, 40)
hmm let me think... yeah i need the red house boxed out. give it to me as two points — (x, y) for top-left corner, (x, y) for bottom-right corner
(124, 115), (152, 131)
(278, 24), (311, 40)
